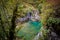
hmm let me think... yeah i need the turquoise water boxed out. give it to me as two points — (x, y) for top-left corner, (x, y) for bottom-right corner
(17, 20), (42, 40)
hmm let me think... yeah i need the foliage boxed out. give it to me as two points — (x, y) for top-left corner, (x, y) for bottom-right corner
(47, 17), (60, 24)
(40, 3), (54, 25)
(0, 0), (60, 40)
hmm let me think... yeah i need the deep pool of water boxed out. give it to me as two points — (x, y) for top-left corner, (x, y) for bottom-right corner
(16, 20), (42, 40)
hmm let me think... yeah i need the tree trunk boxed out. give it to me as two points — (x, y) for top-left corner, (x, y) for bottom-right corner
(9, 5), (17, 40)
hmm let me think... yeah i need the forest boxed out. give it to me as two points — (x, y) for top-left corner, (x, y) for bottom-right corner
(0, 0), (60, 40)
